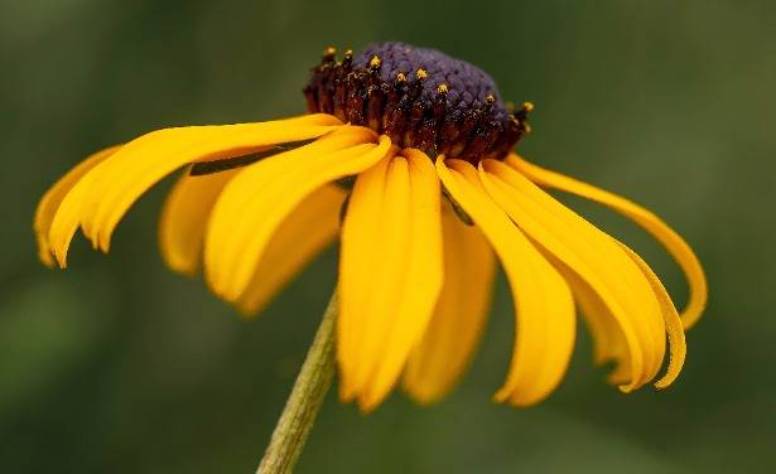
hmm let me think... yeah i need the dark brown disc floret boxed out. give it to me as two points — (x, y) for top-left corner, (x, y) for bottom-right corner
(303, 42), (532, 164)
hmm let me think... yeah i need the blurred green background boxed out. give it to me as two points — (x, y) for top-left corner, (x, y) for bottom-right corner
(2, 0), (774, 472)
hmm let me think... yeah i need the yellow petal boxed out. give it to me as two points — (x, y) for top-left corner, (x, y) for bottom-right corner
(507, 154), (707, 329)
(205, 127), (389, 302)
(437, 158), (575, 406)
(619, 244), (687, 389)
(236, 184), (346, 316)
(158, 167), (240, 276)
(337, 156), (391, 396)
(204, 127), (373, 288)
(402, 204), (496, 404)
(480, 159), (666, 391)
(48, 151), (122, 268)
(559, 268), (633, 384)
(80, 113), (341, 253)
(341, 155), (411, 405)
(339, 150), (444, 412)
(34, 145), (120, 267)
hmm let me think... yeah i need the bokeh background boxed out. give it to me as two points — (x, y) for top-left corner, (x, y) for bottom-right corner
(2, 0), (774, 472)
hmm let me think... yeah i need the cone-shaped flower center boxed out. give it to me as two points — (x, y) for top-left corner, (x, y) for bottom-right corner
(304, 42), (532, 163)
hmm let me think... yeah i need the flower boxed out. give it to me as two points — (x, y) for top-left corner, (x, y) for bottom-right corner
(34, 42), (707, 412)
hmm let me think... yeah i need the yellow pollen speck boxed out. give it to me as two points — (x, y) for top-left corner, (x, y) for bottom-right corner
(437, 83), (449, 94)
(522, 101), (535, 112)
(369, 55), (382, 69)
(396, 72), (407, 82)
(323, 46), (336, 57)
(416, 68), (428, 80)
(523, 123), (532, 134)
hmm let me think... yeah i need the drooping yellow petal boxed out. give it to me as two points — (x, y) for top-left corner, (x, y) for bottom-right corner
(236, 184), (346, 316)
(403, 204), (496, 404)
(340, 156), (412, 401)
(337, 156), (391, 396)
(436, 158), (575, 407)
(34, 145), (120, 267)
(67, 114), (341, 259)
(205, 127), (390, 302)
(360, 150), (445, 410)
(507, 154), (707, 329)
(158, 167), (239, 276)
(47, 114), (341, 267)
(619, 244), (686, 389)
(480, 159), (666, 391)
(339, 150), (444, 412)
(559, 268), (633, 385)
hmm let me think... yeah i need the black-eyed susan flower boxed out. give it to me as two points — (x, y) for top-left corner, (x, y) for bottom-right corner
(35, 42), (707, 413)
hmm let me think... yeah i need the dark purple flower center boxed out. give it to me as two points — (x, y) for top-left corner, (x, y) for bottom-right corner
(303, 42), (532, 163)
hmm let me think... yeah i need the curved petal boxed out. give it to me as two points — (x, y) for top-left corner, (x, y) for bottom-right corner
(236, 184), (346, 316)
(338, 150), (443, 412)
(158, 167), (240, 275)
(437, 158), (575, 406)
(480, 159), (666, 391)
(559, 268), (633, 385)
(402, 205), (496, 404)
(47, 113), (342, 266)
(619, 244), (686, 389)
(34, 145), (120, 267)
(507, 154), (706, 329)
(205, 127), (390, 302)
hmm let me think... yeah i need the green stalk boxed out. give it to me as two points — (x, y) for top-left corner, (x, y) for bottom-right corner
(256, 292), (338, 474)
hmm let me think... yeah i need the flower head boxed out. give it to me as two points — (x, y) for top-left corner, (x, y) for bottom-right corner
(304, 42), (529, 163)
(35, 42), (707, 412)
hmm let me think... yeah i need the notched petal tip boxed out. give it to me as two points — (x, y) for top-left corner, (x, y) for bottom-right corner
(356, 392), (387, 414)
(37, 251), (56, 269)
(35, 145), (121, 270)
(491, 385), (553, 408)
(404, 389), (444, 407)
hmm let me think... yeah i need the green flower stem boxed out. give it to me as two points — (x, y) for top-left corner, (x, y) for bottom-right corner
(257, 292), (338, 474)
